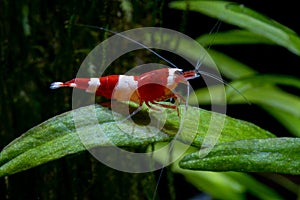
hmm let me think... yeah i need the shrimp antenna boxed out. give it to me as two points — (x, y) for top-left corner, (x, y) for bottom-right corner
(190, 18), (250, 104)
(76, 24), (250, 103)
(76, 24), (179, 69)
(196, 70), (251, 104)
(195, 19), (223, 70)
(75, 24), (250, 200)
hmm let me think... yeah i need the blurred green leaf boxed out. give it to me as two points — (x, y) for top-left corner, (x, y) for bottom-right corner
(197, 29), (274, 46)
(169, 1), (300, 55)
(120, 0), (133, 22)
(229, 85), (300, 118)
(191, 84), (300, 119)
(231, 74), (300, 89)
(189, 50), (300, 136)
(180, 137), (300, 175)
(21, 5), (31, 36)
(264, 106), (300, 137)
(152, 142), (283, 200)
(182, 171), (284, 200)
(226, 172), (285, 200)
(176, 170), (246, 200)
(153, 143), (247, 200)
(206, 49), (256, 79)
(258, 173), (300, 194)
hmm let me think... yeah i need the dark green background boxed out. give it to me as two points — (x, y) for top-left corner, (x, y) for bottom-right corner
(1, 1), (299, 199)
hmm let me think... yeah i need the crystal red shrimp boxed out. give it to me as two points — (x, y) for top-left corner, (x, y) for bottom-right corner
(50, 25), (248, 113)
(50, 68), (197, 112)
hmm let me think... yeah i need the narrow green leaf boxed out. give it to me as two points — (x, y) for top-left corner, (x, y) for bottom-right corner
(180, 138), (300, 175)
(169, 1), (300, 55)
(190, 79), (300, 138)
(230, 74), (300, 89)
(206, 49), (256, 79)
(176, 170), (246, 200)
(189, 50), (300, 136)
(197, 30), (274, 46)
(190, 78), (300, 119)
(183, 171), (284, 200)
(258, 173), (300, 194)
(226, 172), (285, 200)
(0, 103), (275, 177)
(228, 85), (300, 118)
(264, 106), (300, 137)
(152, 143), (247, 200)
(152, 142), (282, 200)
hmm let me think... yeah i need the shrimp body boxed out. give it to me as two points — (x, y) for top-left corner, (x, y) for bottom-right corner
(50, 68), (197, 110)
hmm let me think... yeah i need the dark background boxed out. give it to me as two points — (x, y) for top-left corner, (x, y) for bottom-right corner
(1, 1), (299, 199)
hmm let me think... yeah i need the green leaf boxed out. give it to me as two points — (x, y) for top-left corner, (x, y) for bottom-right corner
(206, 49), (256, 79)
(226, 172), (285, 200)
(197, 30), (274, 46)
(176, 170), (246, 200)
(0, 105), (171, 177)
(169, 1), (300, 55)
(0, 104), (275, 177)
(181, 171), (284, 200)
(189, 50), (300, 136)
(152, 143), (247, 200)
(189, 75), (300, 118)
(229, 85), (300, 117)
(184, 47), (300, 136)
(231, 74), (300, 89)
(189, 107), (275, 148)
(180, 137), (300, 175)
(258, 173), (300, 194)
(152, 142), (282, 200)
(264, 106), (300, 137)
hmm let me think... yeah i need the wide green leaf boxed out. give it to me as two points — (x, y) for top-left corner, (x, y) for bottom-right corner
(180, 137), (300, 175)
(0, 105), (171, 177)
(169, 1), (300, 55)
(0, 103), (274, 177)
